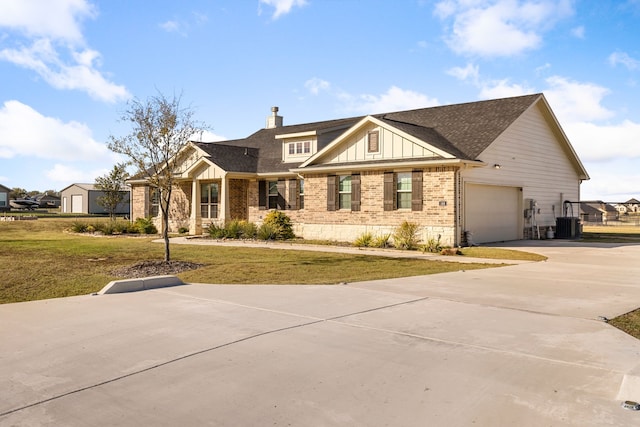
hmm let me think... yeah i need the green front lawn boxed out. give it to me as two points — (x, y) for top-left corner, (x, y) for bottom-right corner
(1, 218), (505, 304)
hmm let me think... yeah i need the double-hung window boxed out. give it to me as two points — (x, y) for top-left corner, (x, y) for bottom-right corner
(396, 172), (412, 209)
(268, 181), (279, 209)
(327, 174), (360, 211)
(299, 179), (305, 209)
(150, 188), (160, 217)
(338, 175), (352, 210)
(384, 171), (422, 211)
(200, 182), (219, 219)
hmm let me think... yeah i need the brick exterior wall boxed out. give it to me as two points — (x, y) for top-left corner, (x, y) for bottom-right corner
(130, 184), (148, 220)
(247, 167), (459, 245)
(133, 168), (459, 244)
(228, 179), (248, 220)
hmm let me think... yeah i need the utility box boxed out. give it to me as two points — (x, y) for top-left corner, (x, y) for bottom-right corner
(556, 217), (581, 239)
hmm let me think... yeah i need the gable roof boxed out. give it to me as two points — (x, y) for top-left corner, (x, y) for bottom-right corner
(376, 93), (542, 159)
(187, 93), (587, 178)
(60, 183), (129, 192)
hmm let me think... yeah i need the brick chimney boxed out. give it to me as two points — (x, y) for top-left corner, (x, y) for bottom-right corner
(265, 106), (283, 129)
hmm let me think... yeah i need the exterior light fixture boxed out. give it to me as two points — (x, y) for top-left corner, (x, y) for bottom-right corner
(493, 164), (501, 169)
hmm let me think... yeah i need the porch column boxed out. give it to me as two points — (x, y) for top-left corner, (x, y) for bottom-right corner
(190, 180), (201, 235)
(220, 174), (230, 223)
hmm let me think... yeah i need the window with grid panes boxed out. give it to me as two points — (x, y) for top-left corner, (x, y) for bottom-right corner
(338, 175), (351, 210)
(200, 183), (219, 218)
(396, 172), (412, 209)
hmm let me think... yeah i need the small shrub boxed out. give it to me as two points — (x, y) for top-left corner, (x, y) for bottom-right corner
(113, 221), (133, 234)
(133, 217), (158, 234)
(393, 221), (420, 250)
(225, 219), (243, 239)
(262, 211), (294, 240)
(354, 232), (373, 247)
(178, 226), (189, 234)
(239, 221), (257, 239)
(99, 221), (116, 235)
(206, 223), (227, 239)
(70, 221), (89, 233)
(257, 223), (277, 240)
(371, 233), (391, 248)
(420, 234), (443, 253)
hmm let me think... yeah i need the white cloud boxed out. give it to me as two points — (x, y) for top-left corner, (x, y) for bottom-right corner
(259, 0), (308, 19)
(193, 130), (226, 142)
(159, 20), (184, 35)
(434, 0), (574, 57)
(447, 63), (533, 97)
(447, 63), (479, 83)
(543, 76), (613, 123)
(570, 25), (585, 38)
(342, 86), (440, 114)
(159, 12), (208, 37)
(45, 163), (108, 184)
(0, 1), (129, 102)
(0, 100), (114, 161)
(0, 39), (130, 103)
(305, 77), (331, 95)
(564, 120), (640, 162)
(608, 51), (640, 70)
(0, 0), (96, 44)
(479, 79), (532, 99)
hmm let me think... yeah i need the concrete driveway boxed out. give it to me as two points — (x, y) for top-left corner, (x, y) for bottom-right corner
(1, 241), (640, 426)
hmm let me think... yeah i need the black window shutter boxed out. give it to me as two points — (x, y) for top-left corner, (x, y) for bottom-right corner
(277, 179), (286, 210)
(327, 175), (336, 211)
(288, 178), (298, 210)
(383, 172), (395, 211)
(351, 174), (361, 211)
(412, 170), (423, 211)
(258, 180), (267, 210)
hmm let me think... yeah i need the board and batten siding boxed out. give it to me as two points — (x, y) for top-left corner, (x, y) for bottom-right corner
(461, 102), (582, 230)
(321, 123), (441, 164)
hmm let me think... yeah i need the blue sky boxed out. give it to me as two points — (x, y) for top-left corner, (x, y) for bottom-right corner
(0, 0), (638, 201)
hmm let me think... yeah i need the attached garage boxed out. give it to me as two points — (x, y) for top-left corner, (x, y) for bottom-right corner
(464, 184), (521, 244)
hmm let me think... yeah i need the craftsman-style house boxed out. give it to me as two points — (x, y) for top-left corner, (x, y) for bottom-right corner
(129, 94), (589, 245)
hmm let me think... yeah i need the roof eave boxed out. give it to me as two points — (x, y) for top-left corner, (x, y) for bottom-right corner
(292, 158), (477, 174)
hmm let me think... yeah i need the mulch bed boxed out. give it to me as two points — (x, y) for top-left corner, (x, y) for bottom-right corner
(111, 260), (203, 279)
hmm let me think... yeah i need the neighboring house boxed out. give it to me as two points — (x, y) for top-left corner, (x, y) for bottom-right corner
(0, 184), (9, 212)
(60, 184), (130, 215)
(580, 201), (618, 224)
(36, 193), (61, 209)
(624, 198), (640, 213)
(129, 94), (589, 245)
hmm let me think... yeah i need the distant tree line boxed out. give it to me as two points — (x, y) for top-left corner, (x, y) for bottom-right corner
(9, 188), (60, 200)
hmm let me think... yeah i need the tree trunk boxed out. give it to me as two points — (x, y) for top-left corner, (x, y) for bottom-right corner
(161, 192), (171, 262)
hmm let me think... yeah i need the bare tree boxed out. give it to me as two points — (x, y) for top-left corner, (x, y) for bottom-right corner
(95, 163), (129, 220)
(108, 93), (207, 262)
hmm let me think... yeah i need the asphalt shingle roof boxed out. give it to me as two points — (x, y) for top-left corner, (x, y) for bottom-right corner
(193, 93), (543, 174)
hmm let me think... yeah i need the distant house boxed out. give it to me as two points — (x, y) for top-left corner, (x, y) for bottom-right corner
(36, 193), (61, 209)
(129, 93), (589, 245)
(580, 201), (618, 224)
(60, 184), (130, 215)
(0, 184), (9, 212)
(624, 198), (640, 213)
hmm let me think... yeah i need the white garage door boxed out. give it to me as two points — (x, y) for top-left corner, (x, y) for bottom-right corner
(465, 184), (520, 244)
(71, 195), (83, 213)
